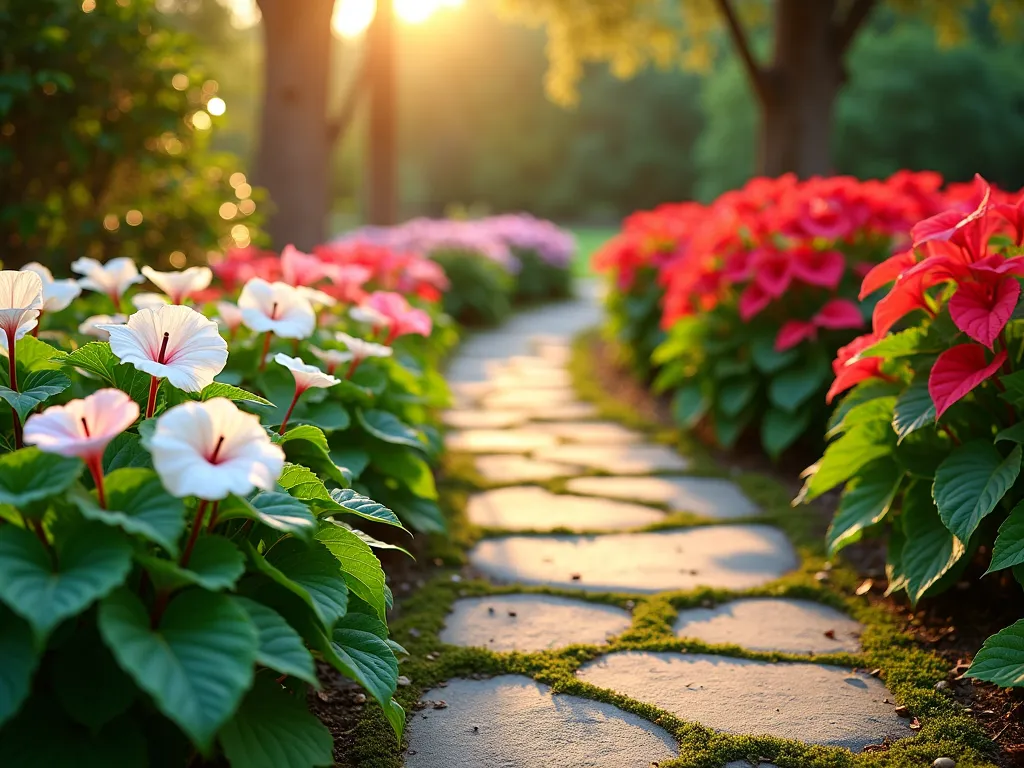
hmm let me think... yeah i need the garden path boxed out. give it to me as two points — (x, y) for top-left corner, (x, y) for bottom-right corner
(404, 284), (911, 767)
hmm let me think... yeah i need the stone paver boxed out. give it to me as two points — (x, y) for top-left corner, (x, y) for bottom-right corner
(488, 370), (572, 389)
(577, 652), (909, 750)
(467, 486), (666, 531)
(674, 598), (862, 655)
(482, 388), (579, 411)
(446, 428), (561, 455)
(442, 409), (524, 430)
(405, 676), (677, 768)
(439, 594), (632, 651)
(473, 455), (586, 483)
(565, 476), (759, 519)
(469, 526), (797, 592)
(531, 421), (643, 445)
(534, 443), (691, 474)
(529, 402), (600, 421)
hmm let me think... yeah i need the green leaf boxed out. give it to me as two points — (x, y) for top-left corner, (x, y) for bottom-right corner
(220, 492), (317, 544)
(719, 379), (757, 419)
(385, 491), (446, 533)
(1000, 370), (1024, 410)
(137, 536), (245, 592)
(15, 336), (66, 373)
(357, 409), (422, 448)
(98, 589), (258, 752)
(328, 488), (404, 529)
(70, 468), (185, 555)
(671, 382), (707, 428)
(0, 605), (37, 727)
(760, 406), (811, 459)
(102, 432), (153, 472)
(829, 396), (897, 438)
(827, 460), (903, 555)
(278, 463), (334, 505)
(767, 354), (830, 413)
(368, 443), (437, 500)
(902, 482), (966, 605)
(933, 442), (1022, 542)
(893, 380), (935, 443)
(0, 447), (82, 507)
(384, 698), (406, 741)
(279, 426), (347, 486)
(996, 422), (1024, 444)
(218, 676), (334, 768)
(714, 407), (751, 450)
(63, 342), (118, 383)
(0, 523), (132, 641)
(329, 445), (370, 479)
(859, 326), (942, 361)
(750, 332), (799, 374)
(798, 421), (895, 503)
(827, 380), (903, 433)
(315, 523), (387, 621)
(51, 624), (135, 731)
(326, 613), (399, 712)
(0, 370), (71, 423)
(989, 500), (1024, 573)
(341, 524), (413, 558)
(234, 597), (317, 686)
(196, 382), (272, 406)
(256, 539), (350, 630)
(966, 619), (1024, 687)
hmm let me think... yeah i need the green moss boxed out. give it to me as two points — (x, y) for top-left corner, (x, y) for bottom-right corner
(346, 330), (998, 768)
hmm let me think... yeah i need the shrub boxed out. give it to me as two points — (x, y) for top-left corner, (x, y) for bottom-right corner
(799, 176), (1024, 687)
(0, 0), (262, 270)
(430, 249), (515, 327)
(596, 173), (954, 458)
(0, 249), (436, 763)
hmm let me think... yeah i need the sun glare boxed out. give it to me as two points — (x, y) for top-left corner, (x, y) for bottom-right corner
(332, 0), (464, 38)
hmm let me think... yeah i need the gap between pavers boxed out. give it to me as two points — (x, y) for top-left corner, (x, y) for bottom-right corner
(469, 526), (798, 592)
(439, 594), (632, 652)
(405, 676), (678, 768)
(566, 475), (759, 519)
(674, 598), (863, 655)
(467, 485), (667, 532)
(576, 652), (910, 751)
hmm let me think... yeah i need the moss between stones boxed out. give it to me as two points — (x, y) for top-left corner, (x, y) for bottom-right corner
(345, 330), (998, 768)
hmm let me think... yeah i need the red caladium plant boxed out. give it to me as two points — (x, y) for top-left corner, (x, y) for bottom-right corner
(801, 174), (1024, 689)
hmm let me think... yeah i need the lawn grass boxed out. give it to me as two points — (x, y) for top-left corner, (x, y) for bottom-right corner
(568, 225), (620, 277)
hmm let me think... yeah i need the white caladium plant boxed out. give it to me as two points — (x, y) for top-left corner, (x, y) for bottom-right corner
(0, 255), (459, 767)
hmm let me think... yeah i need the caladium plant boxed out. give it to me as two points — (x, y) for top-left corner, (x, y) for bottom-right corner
(801, 174), (1024, 688)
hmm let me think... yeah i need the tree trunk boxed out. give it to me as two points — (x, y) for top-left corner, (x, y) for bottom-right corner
(366, 0), (398, 225)
(758, 0), (843, 178)
(254, 0), (335, 250)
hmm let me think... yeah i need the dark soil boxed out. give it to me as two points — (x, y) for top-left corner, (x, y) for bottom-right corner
(584, 333), (1024, 766)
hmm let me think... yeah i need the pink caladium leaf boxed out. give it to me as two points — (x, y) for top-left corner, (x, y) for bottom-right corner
(928, 343), (1007, 418)
(791, 249), (845, 290)
(859, 250), (916, 299)
(738, 282), (771, 321)
(948, 278), (1020, 349)
(813, 299), (865, 330)
(775, 321), (817, 351)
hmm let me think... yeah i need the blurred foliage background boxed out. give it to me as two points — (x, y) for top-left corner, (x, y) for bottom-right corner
(4, 0), (1024, 268)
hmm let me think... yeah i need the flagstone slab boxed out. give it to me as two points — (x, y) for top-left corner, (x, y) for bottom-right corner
(534, 443), (691, 474)
(469, 526), (797, 592)
(577, 652), (909, 750)
(467, 486), (666, 531)
(565, 476), (758, 519)
(532, 421), (643, 445)
(442, 410), (525, 430)
(673, 598), (863, 655)
(486, 371), (573, 390)
(446, 429), (560, 455)
(445, 356), (490, 384)
(482, 388), (580, 411)
(405, 676), (677, 768)
(474, 455), (586, 483)
(530, 402), (601, 421)
(439, 594), (632, 651)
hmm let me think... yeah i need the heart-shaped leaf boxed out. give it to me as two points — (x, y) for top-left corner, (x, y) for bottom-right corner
(967, 619), (1024, 687)
(0, 447), (82, 508)
(892, 379), (936, 442)
(321, 613), (398, 711)
(902, 482), (966, 604)
(137, 536), (245, 592)
(827, 460), (903, 555)
(356, 409), (422, 448)
(70, 468), (186, 555)
(220, 492), (317, 543)
(760, 406), (811, 459)
(315, 523), (387, 621)
(218, 676), (334, 768)
(989, 500), (1024, 573)
(328, 488), (404, 529)
(0, 369), (71, 423)
(254, 539), (349, 630)
(234, 597), (317, 686)
(929, 343), (1006, 418)
(196, 382), (272, 406)
(278, 426), (347, 486)
(0, 604), (37, 727)
(98, 588), (257, 751)
(103, 432), (153, 472)
(277, 463), (334, 505)
(934, 441), (1021, 542)
(0, 523), (132, 640)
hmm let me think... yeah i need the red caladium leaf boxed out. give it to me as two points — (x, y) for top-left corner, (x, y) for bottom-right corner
(872, 272), (933, 336)
(859, 250), (916, 299)
(826, 332), (885, 403)
(911, 174), (992, 249)
(791, 248), (845, 290)
(928, 343), (1007, 418)
(995, 196), (1024, 246)
(751, 248), (793, 298)
(813, 299), (864, 330)
(738, 282), (771, 321)
(968, 255), (1024, 278)
(775, 320), (817, 351)
(948, 278), (1020, 348)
